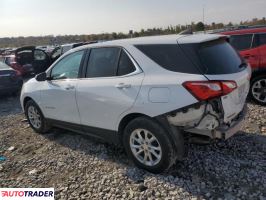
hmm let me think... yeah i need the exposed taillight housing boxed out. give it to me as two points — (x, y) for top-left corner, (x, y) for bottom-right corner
(183, 81), (237, 101)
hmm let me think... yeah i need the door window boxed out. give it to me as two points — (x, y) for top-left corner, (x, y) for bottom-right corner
(86, 47), (120, 78)
(117, 50), (136, 76)
(229, 34), (253, 51)
(34, 50), (47, 61)
(50, 50), (84, 80)
(258, 33), (266, 46)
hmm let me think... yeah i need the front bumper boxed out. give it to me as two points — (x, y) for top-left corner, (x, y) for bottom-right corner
(186, 104), (247, 140)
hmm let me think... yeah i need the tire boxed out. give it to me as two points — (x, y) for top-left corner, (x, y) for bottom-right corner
(250, 75), (266, 106)
(25, 100), (51, 133)
(123, 117), (177, 173)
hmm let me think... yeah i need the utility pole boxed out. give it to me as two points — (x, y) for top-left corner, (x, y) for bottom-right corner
(203, 4), (206, 32)
(203, 5), (205, 25)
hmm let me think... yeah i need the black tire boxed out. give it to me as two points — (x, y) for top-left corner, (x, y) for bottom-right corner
(25, 100), (51, 133)
(123, 117), (177, 173)
(250, 75), (266, 106)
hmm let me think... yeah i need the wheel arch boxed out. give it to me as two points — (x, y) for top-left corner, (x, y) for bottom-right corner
(23, 96), (34, 109)
(117, 112), (185, 160)
(118, 113), (150, 136)
(251, 68), (266, 80)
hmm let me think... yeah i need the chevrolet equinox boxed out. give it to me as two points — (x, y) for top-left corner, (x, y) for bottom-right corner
(21, 34), (250, 173)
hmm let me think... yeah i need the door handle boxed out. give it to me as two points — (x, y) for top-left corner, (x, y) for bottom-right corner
(65, 85), (75, 90)
(115, 83), (131, 89)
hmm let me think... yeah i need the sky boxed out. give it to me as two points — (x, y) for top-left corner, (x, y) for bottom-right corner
(0, 0), (265, 37)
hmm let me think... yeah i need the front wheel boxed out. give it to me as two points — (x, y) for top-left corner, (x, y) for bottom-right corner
(250, 75), (266, 106)
(123, 117), (177, 173)
(25, 100), (50, 133)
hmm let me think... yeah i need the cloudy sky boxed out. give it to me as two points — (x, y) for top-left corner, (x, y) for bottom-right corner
(0, 0), (265, 37)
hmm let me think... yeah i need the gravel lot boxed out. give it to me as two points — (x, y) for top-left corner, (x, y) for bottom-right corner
(0, 95), (265, 200)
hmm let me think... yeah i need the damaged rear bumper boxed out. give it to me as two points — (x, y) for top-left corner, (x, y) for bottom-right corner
(185, 104), (247, 140)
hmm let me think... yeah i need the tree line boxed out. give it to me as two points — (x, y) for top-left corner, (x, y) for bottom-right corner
(0, 17), (265, 48)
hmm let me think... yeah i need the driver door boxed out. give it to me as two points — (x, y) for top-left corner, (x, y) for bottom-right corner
(40, 50), (85, 124)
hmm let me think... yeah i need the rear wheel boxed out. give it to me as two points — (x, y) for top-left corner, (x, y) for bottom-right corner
(25, 100), (50, 133)
(123, 117), (177, 173)
(250, 75), (266, 106)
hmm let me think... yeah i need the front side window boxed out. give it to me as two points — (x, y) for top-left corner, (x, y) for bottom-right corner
(86, 47), (120, 78)
(229, 34), (253, 51)
(51, 50), (84, 80)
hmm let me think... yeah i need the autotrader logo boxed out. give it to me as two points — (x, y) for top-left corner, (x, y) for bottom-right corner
(0, 188), (54, 200)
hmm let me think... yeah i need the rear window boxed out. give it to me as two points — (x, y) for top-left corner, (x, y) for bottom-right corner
(135, 44), (200, 74)
(229, 34), (253, 51)
(180, 39), (245, 75)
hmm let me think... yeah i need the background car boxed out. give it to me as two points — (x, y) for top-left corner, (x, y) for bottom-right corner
(220, 26), (266, 105)
(0, 61), (23, 96)
(3, 46), (53, 76)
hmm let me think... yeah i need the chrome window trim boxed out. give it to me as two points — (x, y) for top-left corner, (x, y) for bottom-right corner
(83, 46), (143, 79)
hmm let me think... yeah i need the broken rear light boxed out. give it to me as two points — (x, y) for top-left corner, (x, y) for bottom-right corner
(183, 81), (237, 101)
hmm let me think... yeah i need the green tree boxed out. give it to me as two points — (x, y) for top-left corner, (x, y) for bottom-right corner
(195, 22), (205, 31)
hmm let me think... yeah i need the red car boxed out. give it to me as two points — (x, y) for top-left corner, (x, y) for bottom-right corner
(3, 46), (55, 76)
(220, 27), (266, 105)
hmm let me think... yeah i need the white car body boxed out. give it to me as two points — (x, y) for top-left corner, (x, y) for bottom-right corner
(21, 34), (251, 142)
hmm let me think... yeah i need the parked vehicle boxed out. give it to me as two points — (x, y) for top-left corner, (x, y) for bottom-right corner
(59, 42), (99, 55)
(0, 61), (23, 96)
(3, 54), (35, 76)
(3, 46), (55, 76)
(220, 27), (266, 105)
(20, 34), (250, 173)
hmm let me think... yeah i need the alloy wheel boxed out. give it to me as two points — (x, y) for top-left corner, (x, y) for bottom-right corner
(28, 105), (42, 129)
(252, 78), (266, 103)
(129, 129), (162, 166)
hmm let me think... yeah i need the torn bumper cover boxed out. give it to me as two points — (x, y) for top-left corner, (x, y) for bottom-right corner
(185, 104), (248, 140)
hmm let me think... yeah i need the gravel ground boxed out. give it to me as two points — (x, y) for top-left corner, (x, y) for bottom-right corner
(0, 95), (265, 200)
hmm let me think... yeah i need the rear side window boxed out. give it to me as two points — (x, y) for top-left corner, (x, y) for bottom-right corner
(258, 33), (266, 46)
(117, 50), (135, 76)
(198, 40), (243, 74)
(135, 44), (200, 74)
(229, 34), (253, 51)
(86, 47), (120, 78)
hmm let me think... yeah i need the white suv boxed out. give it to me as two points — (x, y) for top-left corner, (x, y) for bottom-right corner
(21, 34), (250, 173)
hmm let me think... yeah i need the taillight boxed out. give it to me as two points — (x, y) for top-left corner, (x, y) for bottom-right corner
(183, 81), (237, 101)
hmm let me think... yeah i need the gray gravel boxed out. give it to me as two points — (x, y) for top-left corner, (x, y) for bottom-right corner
(0, 95), (265, 200)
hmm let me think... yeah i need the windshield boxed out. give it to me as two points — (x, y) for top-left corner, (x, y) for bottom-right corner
(0, 61), (11, 70)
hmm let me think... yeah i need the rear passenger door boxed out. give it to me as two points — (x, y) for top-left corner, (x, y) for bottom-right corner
(229, 34), (260, 69)
(76, 47), (144, 131)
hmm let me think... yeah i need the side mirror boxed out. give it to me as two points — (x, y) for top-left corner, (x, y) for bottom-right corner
(35, 72), (47, 82)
